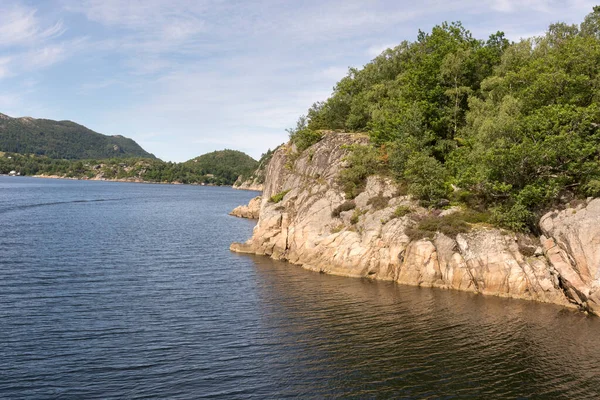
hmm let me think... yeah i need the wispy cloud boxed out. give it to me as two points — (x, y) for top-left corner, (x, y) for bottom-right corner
(0, 2), (83, 80)
(1, 0), (597, 161)
(0, 4), (65, 47)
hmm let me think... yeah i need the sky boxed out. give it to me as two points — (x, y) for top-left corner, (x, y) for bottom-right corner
(0, 1), (596, 161)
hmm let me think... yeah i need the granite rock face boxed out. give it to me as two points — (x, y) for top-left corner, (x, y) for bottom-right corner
(230, 196), (262, 219)
(231, 132), (600, 314)
(540, 199), (600, 314)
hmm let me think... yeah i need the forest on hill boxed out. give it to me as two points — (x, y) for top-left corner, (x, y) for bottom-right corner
(287, 6), (600, 232)
(0, 111), (260, 185)
(0, 149), (259, 186)
(183, 150), (260, 185)
(0, 113), (154, 159)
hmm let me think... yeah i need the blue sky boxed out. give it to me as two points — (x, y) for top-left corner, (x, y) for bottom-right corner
(0, 0), (596, 161)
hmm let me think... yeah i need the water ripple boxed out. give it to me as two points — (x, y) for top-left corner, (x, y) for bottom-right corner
(1, 177), (600, 398)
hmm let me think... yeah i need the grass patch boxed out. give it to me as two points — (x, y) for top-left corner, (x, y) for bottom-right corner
(350, 208), (364, 225)
(269, 189), (290, 203)
(331, 200), (356, 218)
(406, 209), (491, 241)
(330, 224), (345, 234)
(394, 205), (414, 218)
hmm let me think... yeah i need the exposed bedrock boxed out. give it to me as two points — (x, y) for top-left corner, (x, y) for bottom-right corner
(231, 132), (600, 314)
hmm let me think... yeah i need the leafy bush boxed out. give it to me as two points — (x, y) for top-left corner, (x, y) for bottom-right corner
(338, 145), (383, 199)
(331, 200), (356, 218)
(584, 180), (600, 197)
(269, 189), (290, 203)
(490, 204), (534, 233)
(287, 116), (323, 152)
(404, 152), (449, 204)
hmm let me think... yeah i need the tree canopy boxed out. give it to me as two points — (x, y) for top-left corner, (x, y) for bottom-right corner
(289, 7), (600, 232)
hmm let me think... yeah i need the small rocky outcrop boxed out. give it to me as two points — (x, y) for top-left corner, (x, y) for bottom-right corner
(233, 176), (263, 191)
(230, 196), (262, 219)
(231, 132), (600, 315)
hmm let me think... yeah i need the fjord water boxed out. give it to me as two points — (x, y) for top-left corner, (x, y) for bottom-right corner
(2, 177), (600, 399)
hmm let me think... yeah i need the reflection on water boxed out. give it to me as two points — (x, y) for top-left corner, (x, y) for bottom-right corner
(1, 176), (599, 399)
(248, 255), (600, 398)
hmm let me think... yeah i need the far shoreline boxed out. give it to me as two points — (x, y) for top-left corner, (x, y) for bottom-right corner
(1, 174), (262, 192)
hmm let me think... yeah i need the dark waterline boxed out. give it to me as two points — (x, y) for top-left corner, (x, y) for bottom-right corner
(1, 176), (600, 399)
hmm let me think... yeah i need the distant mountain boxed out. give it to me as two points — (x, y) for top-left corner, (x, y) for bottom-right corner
(184, 149), (259, 185)
(0, 112), (154, 159)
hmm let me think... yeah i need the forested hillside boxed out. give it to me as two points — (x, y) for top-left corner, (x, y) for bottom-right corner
(0, 149), (258, 186)
(184, 150), (259, 184)
(287, 7), (600, 232)
(0, 113), (154, 159)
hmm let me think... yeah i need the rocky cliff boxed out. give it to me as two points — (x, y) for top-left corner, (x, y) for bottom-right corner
(231, 132), (600, 315)
(230, 196), (261, 219)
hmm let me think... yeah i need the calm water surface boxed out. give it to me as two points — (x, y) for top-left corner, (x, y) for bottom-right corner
(1, 176), (600, 399)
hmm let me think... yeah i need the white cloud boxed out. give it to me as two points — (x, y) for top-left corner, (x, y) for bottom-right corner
(63, 0), (208, 28)
(0, 3), (80, 80)
(0, 4), (64, 47)
(26, 44), (66, 69)
(0, 37), (86, 81)
(63, 0), (209, 45)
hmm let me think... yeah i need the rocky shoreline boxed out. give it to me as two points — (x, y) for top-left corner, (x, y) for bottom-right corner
(229, 196), (261, 219)
(232, 180), (263, 192)
(230, 132), (600, 316)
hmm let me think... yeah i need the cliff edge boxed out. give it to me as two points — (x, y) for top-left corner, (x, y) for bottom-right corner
(231, 132), (600, 315)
